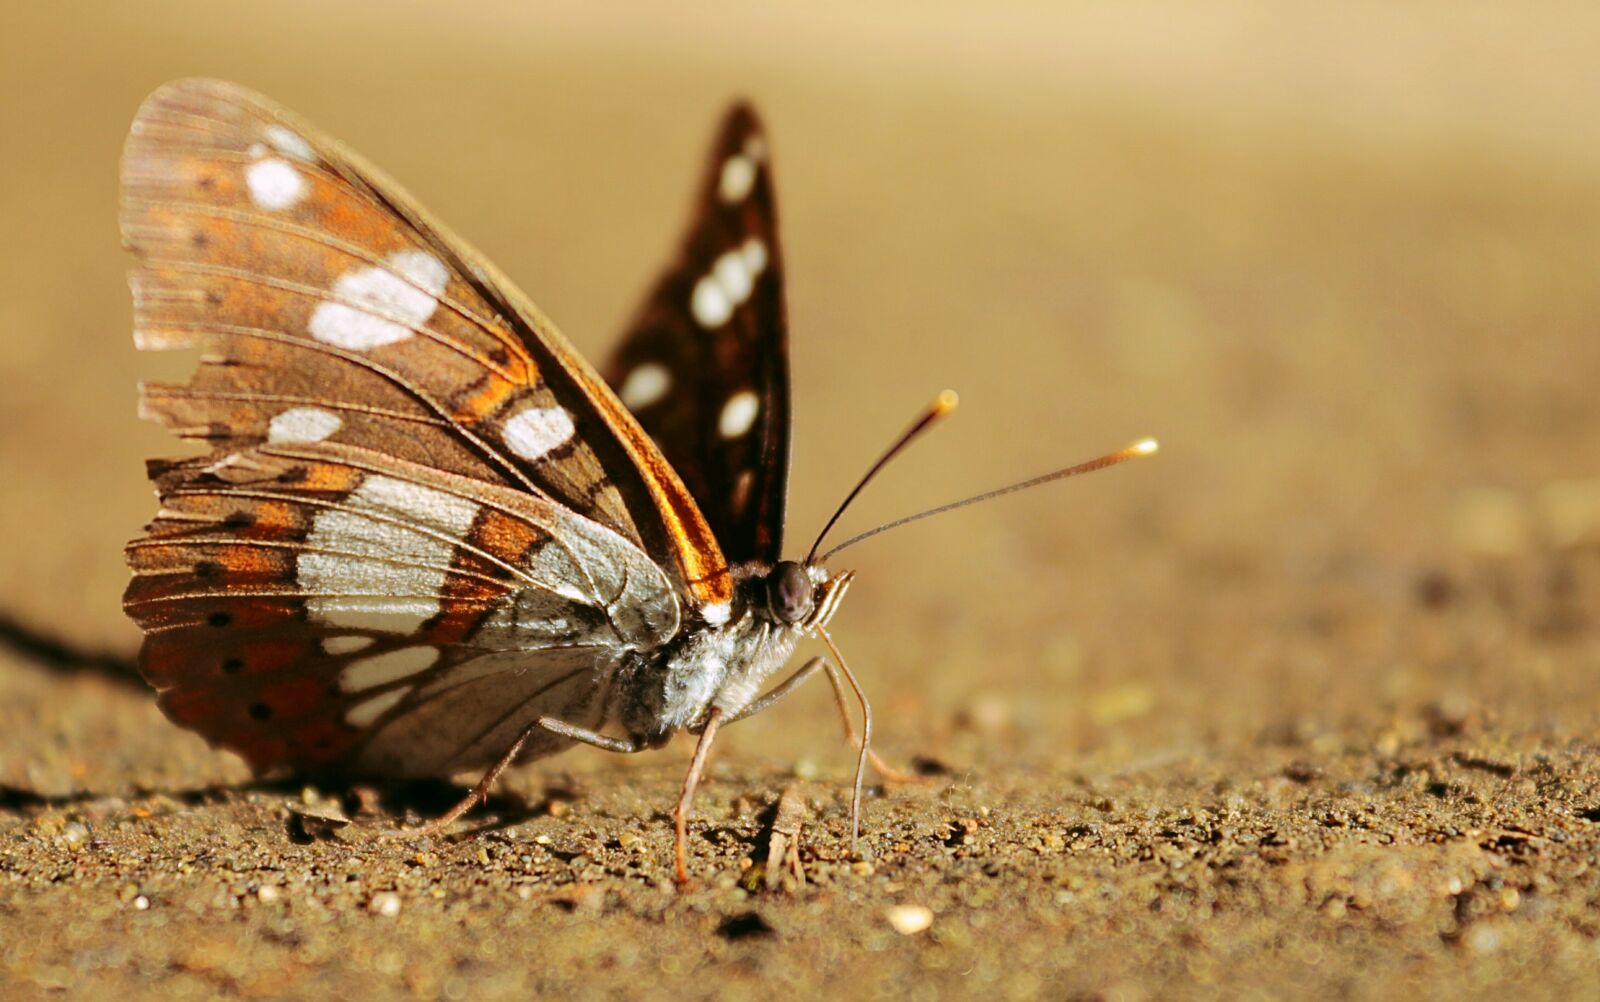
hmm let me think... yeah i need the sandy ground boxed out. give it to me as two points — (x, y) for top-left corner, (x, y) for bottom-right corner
(4, 2), (1600, 999)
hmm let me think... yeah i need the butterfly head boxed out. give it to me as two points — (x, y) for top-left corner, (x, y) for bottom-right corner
(760, 560), (852, 630)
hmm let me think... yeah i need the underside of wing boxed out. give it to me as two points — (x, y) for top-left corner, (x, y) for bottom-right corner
(123, 442), (678, 775)
(606, 103), (792, 565)
(351, 645), (624, 777)
(123, 79), (732, 616)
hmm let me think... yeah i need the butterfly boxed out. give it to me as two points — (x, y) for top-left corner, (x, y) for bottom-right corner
(120, 80), (1156, 882)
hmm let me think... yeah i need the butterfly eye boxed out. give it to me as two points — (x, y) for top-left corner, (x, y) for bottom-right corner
(766, 560), (815, 625)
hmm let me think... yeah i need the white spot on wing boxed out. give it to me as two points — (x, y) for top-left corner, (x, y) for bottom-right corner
(619, 363), (672, 410)
(740, 236), (768, 274)
(199, 452), (248, 476)
(264, 124), (315, 161)
(345, 686), (411, 728)
(691, 276), (733, 328)
(713, 252), (754, 302)
(307, 249), (450, 350)
(502, 406), (575, 463)
(702, 601), (731, 627)
(341, 646), (440, 692)
(730, 470), (755, 513)
(718, 154), (756, 203)
(267, 406), (342, 443)
(321, 635), (374, 656)
(719, 390), (760, 439)
(689, 238), (768, 330)
(299, 475), (479, 633)
(245, 158), (306, 211)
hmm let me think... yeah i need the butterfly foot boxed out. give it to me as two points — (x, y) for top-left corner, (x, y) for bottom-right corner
(673, 783), (700, 889)
(383, 724), (540, 839)
(377, 791), (483, 840)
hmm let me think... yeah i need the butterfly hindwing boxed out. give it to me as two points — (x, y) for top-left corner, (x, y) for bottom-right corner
(605, 104), (791, 566)
(123, 442), (678, 775)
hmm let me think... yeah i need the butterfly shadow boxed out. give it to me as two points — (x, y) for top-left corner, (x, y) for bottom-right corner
(0, 775), (305, 814)
(0, 771), (565, 836)
(346, 777), (581, 840)
(0, 612), (144, 691)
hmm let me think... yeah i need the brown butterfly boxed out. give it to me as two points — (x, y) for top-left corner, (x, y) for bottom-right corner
(121, 80), (1155, 882)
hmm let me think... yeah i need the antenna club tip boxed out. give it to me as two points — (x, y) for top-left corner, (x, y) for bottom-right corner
(1131, 437), (1159, 456)
(934, 389), (960, 414)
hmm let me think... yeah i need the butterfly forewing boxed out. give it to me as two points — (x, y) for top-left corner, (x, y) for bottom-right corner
(123, 79), (731, 615)
(605, 104), (791, 565)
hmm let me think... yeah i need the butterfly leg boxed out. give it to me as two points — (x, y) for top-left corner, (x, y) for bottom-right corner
(674, 707), (724, 885)
(728, 655), (916, 784)
(818, 659), (921, 785)
(391, 722), (542, 838)
(394, 719), (644, 839)
(534, 717), (642, 753)
(728, 655), (920, 785)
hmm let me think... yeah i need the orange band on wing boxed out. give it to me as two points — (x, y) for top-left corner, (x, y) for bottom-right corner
(427, 508), (546, 645)
(570, 360), (732, 608)
(455, 369), (532, 425)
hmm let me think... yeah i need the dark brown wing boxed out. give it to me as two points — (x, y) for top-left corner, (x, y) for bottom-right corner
(605, 103), (791, 565)
(124, 79), (733, 619)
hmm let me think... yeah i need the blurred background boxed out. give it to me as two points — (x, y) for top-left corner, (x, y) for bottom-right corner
(3, 0), (1599, 787)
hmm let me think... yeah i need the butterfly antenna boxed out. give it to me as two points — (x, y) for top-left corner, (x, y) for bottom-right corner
(817, 437), (1159, 563)
(807, 390), (961, 564)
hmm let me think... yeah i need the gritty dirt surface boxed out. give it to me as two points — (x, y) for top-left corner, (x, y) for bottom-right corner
(5, 3), (1600, 1000)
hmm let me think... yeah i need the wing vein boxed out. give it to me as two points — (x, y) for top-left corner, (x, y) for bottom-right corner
(142, 386), (452, 428)
(126, 196), (531, 375)
(126, 536), (520, 590)
(125, 589), (495, 609)
(162, 485), (542, 590)
(138, 258), (509, 376)
(438, 662), (596, 772)
(142, 322), (543, 496)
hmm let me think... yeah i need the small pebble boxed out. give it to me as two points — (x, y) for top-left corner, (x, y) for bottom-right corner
(886, 904), (933, 935)
(369, 891), (402, 917)
(1465, 922), (1501, 955)
(967, 694), (1013, 732)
